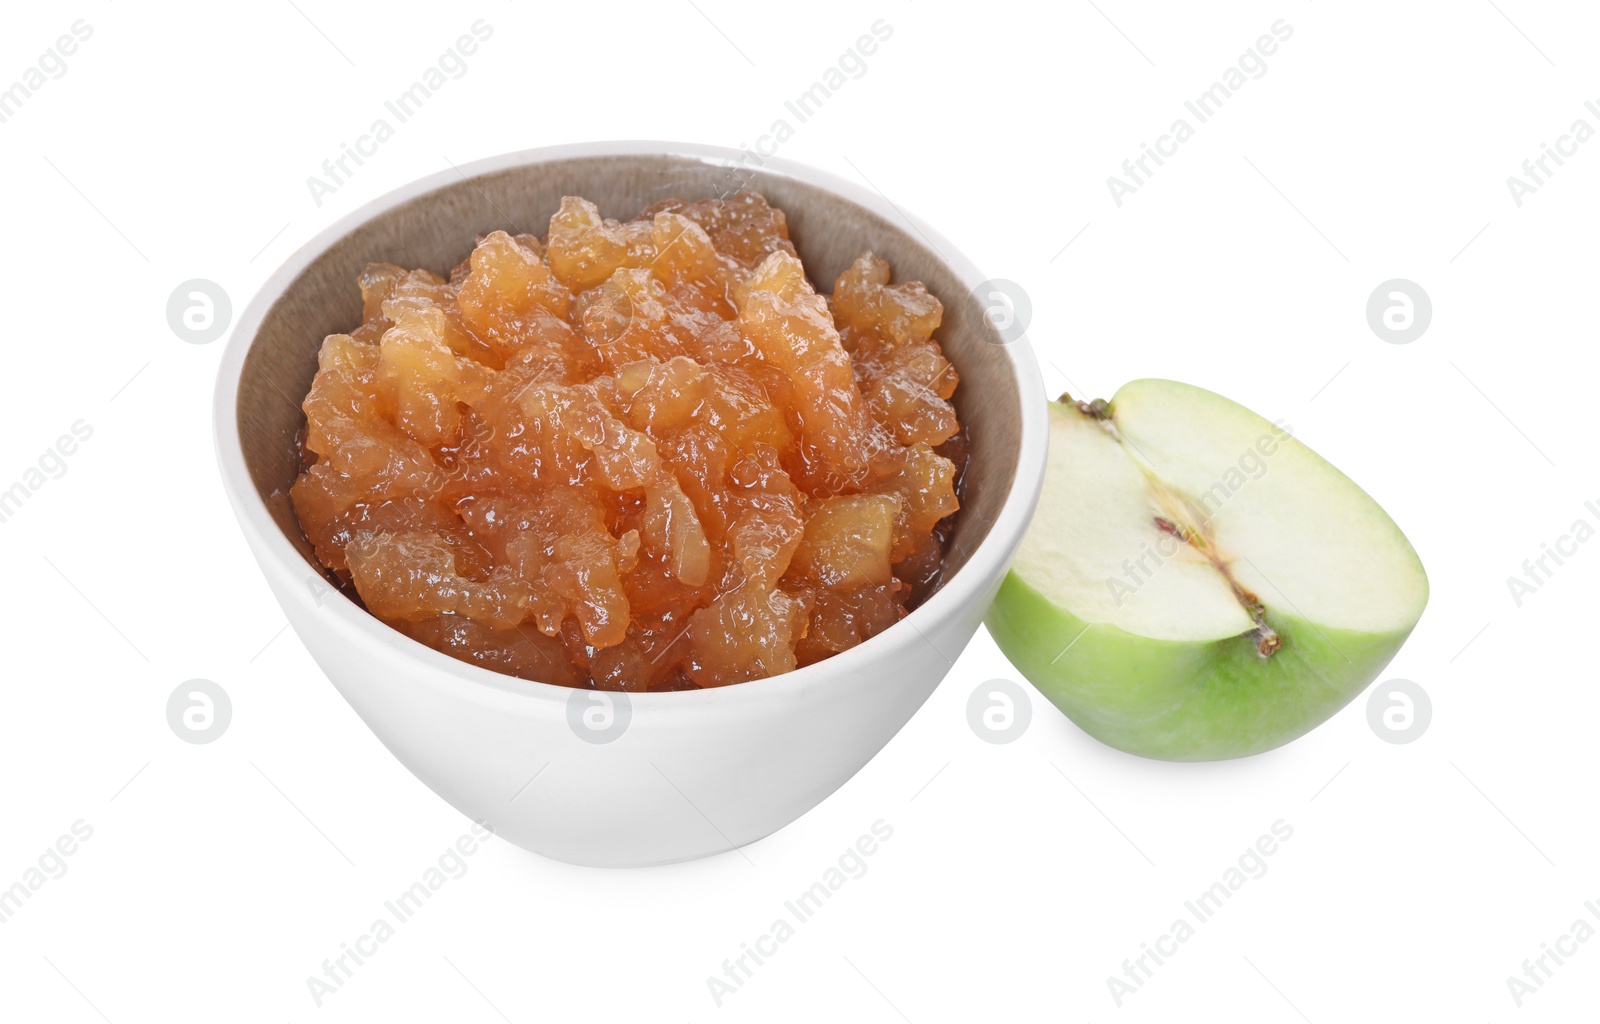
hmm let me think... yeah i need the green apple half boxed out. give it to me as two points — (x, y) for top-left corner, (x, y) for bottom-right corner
(987, 379), (1428, 761)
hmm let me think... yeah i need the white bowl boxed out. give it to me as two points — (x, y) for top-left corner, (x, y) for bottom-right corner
(214, 142), (1047, 867)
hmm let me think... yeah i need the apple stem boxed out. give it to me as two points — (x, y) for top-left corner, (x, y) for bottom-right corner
(1253, 626), (1284, 657)
(1079, 398), (1112, 420)
(1062, 395), (1126, 444)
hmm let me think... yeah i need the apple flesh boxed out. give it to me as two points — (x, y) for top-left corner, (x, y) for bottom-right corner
(986, 379), (1428, 761)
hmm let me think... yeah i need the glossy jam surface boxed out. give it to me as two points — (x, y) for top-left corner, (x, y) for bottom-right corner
(291, 192), (964, 690)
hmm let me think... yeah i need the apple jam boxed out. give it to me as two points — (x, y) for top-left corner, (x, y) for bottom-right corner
(290, 192), (964, 690)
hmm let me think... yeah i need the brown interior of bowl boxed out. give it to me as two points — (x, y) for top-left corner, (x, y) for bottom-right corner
(237, 153), (1022, 610)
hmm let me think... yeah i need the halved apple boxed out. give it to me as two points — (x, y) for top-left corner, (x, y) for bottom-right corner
(986, 379), (1428, 761)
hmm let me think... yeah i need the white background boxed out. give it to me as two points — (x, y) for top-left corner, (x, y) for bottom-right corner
(2, 1), (1596, 1020)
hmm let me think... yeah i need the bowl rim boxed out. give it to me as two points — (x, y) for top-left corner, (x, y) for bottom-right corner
(213, 140), (1048, 706)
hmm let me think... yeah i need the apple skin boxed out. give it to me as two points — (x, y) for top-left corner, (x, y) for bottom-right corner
(986, 572), (1421, 761)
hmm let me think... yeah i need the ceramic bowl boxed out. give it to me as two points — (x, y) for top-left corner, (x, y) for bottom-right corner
(214, 141), (1047, 866)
